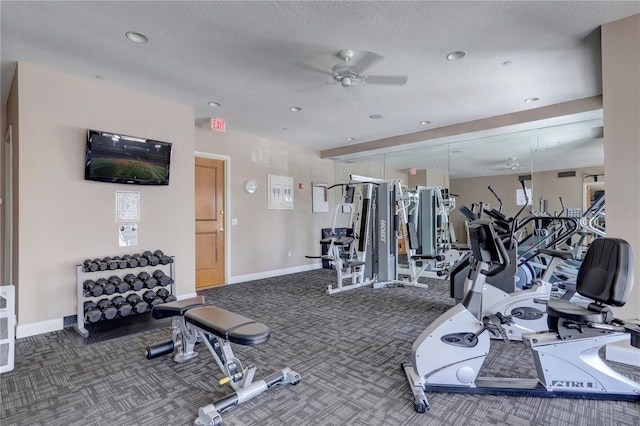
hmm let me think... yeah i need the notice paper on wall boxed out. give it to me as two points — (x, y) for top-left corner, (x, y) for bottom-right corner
(118, 223), (138, 247)
(312, 182), (329, 213)
(516, 188), (533, 206)
(116, 190), (140, 222)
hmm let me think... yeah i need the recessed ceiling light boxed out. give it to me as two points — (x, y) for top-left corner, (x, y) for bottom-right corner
(524, 97), (540, 103)
(419, 120), (431, 125)
(503, 60), (512, 66)
(207, 101), (221, 107)
(346, 137), (355, 141)
(95, 75), (105, 80)
(289, 106), (302, 112)
(369, 114), (383, 119)
(451, 150), (462, 154)
(446, 51), (466, 61)
(125, 31), (148, 44)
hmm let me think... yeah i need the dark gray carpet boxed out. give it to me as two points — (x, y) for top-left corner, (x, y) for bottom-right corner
(1, 269), (638, 425)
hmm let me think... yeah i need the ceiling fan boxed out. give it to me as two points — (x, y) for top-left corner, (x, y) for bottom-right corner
(505, 157), (521, 171)
(328, 50), (408, 87)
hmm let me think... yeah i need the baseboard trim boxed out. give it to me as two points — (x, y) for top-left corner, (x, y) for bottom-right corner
(177, 292), (198, 300)
(228, 263), (322, 284)
(16, 318), (64, 339)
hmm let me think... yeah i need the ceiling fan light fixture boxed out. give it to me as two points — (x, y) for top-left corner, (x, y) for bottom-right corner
(447, 51), (466, 61)
(341, 77), (351, 87)
(207, 101), (221, 107)
(420, 120), (431, 125)
(346, 137), (355, 141)
(125, 31), (148, 44)
(289, 106), (302, 112)
(524, 97), (540, 103)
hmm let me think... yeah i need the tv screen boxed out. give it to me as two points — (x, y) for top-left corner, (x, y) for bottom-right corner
(85, 130), (172, 185)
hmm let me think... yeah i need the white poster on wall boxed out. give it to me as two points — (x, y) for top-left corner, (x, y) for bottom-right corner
(116, 191), (140, 222)
(268, 175), (294, 210)
(516, 188), (533, 206)
(118, 223), (138, 247)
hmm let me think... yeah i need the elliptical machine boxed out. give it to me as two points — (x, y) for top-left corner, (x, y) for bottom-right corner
(403, 219), (640, 413)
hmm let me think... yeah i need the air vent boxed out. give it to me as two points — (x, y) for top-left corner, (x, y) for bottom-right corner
(518, 174), (532, 181)
(558, 171), (576, 178)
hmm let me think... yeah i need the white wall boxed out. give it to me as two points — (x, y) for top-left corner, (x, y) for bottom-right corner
(9, 62), (196, 336)
(194, 126), (335, 279)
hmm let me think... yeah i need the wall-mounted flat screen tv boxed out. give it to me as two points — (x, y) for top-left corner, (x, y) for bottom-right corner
(85, 130), (172, 185)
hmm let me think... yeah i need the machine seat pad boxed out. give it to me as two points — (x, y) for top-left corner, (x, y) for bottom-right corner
(546, 298), (605, 323)
(152, 296), (205, 319)
(537, 248), (575, 260)
(345, 260), (365, 267)
(185, 306), (270, 346)
(334, 237), (354, 246)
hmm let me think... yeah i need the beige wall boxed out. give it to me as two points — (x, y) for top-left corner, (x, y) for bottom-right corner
(602, 14), (640, 319)
(194, 127), (335, 278)
(1, 101), (6, 284)
(10, 62), (196, 336)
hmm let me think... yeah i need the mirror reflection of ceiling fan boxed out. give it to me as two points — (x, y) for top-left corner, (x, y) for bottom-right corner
(505, 157), (521, 170)
(326, 49), (409, 87)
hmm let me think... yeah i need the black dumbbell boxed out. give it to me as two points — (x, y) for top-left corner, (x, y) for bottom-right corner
(97, 298), (118, 320)
(83, 279), (104, 297)
(106, 260), (119, 270)
(143, 290), (164, 309)
(142, 250), (153, 259)
(146, 255), (160, 266)
(126, 294), (148, 314)
(83, 259), (99, 272)
(84, 301), (102, 323)
(94, 278), (115, 295)
(159, 255), (172, 265)
(155, 287), (169, 299)
(111, 295), (133, 317)
(152, 270), (172, 286)
(144, 276), (158, 289)
(93, 258), (108, 271)
(153, 250), (164, 257)
(108, 275), (129, 293)
(164, 294), (177, 303)
(123, 273), (144, 291)
(132, 253), (148, 267)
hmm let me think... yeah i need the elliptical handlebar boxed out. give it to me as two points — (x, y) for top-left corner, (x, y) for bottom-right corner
(482, 226), (511, 277)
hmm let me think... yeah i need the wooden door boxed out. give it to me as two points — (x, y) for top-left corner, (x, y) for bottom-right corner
(195, 157), (225, 289)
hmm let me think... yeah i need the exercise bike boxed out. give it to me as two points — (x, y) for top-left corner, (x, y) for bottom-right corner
(403, 219), (640, 413)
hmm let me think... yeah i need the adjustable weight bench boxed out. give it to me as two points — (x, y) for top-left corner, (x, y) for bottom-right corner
(146, 296), (301, 425)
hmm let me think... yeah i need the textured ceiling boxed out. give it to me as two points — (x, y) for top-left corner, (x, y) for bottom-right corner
(1, 1), (637, 170)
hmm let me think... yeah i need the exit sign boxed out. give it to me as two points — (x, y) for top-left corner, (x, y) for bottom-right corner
(211, 117), (226, 133)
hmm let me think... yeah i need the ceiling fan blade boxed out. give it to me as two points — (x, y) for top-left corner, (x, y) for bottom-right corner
(292, 62), (333, 77)
(350, 51), (384, 72)
(364, 75), (408, 86)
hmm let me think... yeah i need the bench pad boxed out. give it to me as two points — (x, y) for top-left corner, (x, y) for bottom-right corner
(185, 306), (270, 346)
(152, 296), (205, 319)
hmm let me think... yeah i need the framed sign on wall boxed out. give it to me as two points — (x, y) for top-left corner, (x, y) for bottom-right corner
(268, 175), (294, 210)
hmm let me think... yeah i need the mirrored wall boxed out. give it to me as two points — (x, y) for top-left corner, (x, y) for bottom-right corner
(333, 115), (604, 243)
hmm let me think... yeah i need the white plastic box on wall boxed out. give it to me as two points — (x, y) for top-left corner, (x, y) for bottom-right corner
(0, 285), (16, 373)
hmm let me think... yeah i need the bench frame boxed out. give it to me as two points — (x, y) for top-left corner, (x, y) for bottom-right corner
(146, 296), (301, 425)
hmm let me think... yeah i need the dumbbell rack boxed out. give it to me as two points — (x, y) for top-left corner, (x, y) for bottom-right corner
(73, 254), (175, 338)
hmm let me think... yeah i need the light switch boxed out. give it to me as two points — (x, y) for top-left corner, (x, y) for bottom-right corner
(231, 218), (238, 225)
